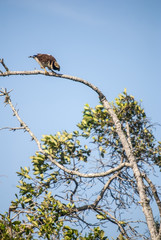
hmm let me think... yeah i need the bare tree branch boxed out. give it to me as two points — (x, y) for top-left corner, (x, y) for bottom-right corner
(0, 88), (42, 151)
(0, 127), (25, 131)
(93, 172), (120, 207)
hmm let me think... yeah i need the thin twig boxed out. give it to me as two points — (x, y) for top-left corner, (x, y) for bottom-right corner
(0, 58), (9, 71)
(0, 127), (25, 131)
(94, 208), (130, 239)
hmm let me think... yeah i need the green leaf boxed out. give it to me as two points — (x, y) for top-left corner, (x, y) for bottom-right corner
(96, 214), (106, 220)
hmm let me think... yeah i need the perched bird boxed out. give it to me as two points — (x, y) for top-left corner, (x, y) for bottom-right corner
(29, 53), (60, 73)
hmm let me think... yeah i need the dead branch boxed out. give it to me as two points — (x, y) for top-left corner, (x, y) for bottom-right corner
(0, 69), (105, 100)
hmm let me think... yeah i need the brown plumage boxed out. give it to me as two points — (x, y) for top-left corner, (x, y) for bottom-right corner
(29, 53), (60, 72)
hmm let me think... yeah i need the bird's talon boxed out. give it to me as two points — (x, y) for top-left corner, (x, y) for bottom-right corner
(44, 70), (49, 75)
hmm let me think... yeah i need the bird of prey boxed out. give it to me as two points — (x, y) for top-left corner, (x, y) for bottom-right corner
(29, 53), (60, 74)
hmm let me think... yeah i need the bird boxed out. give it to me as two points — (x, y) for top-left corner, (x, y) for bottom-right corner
(29, 53), (60, 74)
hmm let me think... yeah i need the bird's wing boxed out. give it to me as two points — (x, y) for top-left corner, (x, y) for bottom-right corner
(36, 54), (56, 63)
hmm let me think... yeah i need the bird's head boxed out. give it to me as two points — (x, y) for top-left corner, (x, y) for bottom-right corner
(53, 61), (60, 71)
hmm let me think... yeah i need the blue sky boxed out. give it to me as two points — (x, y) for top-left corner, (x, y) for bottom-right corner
(0, 0), (161, 237)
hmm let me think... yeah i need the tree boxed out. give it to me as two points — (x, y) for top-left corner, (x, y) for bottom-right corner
(0, 58), (161, 239)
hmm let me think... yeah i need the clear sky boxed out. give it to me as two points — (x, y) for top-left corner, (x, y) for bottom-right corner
(0, 0), (161, 237)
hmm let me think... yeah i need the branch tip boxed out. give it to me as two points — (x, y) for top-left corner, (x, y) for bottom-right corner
(0, 88), (13, 103)
(0, 58), (9, 72)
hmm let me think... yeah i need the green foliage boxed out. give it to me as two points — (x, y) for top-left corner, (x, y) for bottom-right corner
(78, 89), (161, 167)
(80, 227), (109, 240)
(41, 131), (91, 164)
(0, 212), (33, 240)
(62, 226), (79, 240)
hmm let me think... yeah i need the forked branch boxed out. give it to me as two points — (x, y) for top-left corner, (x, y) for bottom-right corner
(0, 58), (9, 72)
